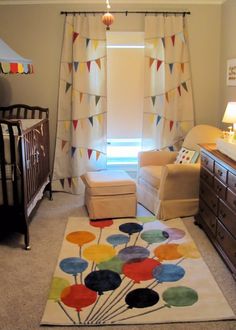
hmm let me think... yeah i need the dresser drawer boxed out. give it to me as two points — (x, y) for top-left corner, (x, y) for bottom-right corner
(226, 188), (236, 212)
(218, 200), (236, 239)
(200, 167), (214, 187)
(214, 162), (227, 184)
(200, 181), (218, 215)
(201, 152), (214, 172)
(228, 171), (236, 193)
(217, 221), (236, 268)
(214, 177), (226, 200)
(199, 200), (217, 235)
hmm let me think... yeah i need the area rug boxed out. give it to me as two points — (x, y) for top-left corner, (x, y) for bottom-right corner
(41, 216), (235, 326)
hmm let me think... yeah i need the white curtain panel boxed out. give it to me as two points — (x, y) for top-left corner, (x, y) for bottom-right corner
(52, 15), (107, 194)
(142, 14), (194, 151)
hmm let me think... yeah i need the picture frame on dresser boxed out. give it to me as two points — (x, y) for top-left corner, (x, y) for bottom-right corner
(195, 143), (236, 280)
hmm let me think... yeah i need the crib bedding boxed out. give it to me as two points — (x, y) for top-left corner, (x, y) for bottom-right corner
(2, 119), (42, 163)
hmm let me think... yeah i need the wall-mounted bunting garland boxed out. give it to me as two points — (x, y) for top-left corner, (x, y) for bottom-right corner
(52, 14), (107, 195)
(142, 15), (194, 152)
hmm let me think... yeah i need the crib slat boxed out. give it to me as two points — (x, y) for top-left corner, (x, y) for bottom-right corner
(0, 124), (8, 205)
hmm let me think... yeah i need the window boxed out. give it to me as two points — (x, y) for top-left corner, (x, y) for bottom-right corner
(107, 138), (141, 170)
(106, 32), (144, 169)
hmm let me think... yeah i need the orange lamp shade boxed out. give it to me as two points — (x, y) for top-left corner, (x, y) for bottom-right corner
(102, 12), (114, 30)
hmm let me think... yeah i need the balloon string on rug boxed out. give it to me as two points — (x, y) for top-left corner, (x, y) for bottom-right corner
(57, 301), (76, 325)
(93, 280), (135, 323)
(111, 304), (168, 324)
(89, 278), (134, 323)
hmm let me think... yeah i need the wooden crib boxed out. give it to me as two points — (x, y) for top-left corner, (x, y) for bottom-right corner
(0, 104), (52, 249)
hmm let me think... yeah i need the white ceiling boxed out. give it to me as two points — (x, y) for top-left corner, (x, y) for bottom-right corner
(0, 0), (227, 5)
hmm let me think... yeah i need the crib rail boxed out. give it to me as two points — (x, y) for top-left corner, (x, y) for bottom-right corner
(0, 104), (48, 119)
(24, 119), (50, 206)
(0, 119), (22, 207)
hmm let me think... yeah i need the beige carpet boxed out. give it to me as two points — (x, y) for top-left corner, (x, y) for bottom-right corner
(0, 192), (236, 330)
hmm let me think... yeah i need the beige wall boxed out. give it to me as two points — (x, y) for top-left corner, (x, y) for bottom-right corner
(220, 0), (236, 129)
(0, 3), (222, 164)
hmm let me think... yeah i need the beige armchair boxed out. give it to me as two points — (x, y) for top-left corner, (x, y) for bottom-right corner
(137, 125), (222, 220)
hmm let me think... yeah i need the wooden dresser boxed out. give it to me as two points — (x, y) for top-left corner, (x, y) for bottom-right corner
(195, 143), (236, 279)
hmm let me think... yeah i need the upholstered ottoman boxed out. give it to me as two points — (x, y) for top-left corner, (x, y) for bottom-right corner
(82, 170), (137, 219)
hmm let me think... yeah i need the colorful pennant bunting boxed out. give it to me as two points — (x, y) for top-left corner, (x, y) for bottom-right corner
(71, 147), (76, 157)
(73, 32), (79, 43)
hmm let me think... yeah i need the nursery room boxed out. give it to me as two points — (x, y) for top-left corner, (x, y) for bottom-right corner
(0, 0), (236, 329)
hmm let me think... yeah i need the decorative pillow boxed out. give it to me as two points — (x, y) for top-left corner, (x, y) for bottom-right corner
(175, 147), (199, 164)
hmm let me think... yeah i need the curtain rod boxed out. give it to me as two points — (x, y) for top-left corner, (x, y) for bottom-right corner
(60, 11), (190, 16)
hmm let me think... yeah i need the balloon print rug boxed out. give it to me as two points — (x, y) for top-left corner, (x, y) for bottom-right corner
(41, 216), (235, 326)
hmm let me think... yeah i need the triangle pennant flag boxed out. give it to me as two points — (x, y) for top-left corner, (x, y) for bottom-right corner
(161, 37), (165, 48)
(68, 177), (72, 188)
(178, 31), (185, 43)
(177, 85), (182, 96)
(153, 38), (158, 48)
(97, 113), (103, 125)
(71, 146), (76, 157)
(87, 61), (91, 72)
(93, 39), (99, 50)
(88, 116), (94, 126)
(74, 61), (79, 72)
(181, 63), (185, 73)
(170, 120), (174, 131)
(64, 121), (70, 131)
(65, 82), (72, 93)
(149, 58), (155, 67)
(73, 32), (79, 43)
(95, 59), (101, 69)
(95, 95), (101, 106)
(157, 60), (163, 71)
(72, 177), (77, 187)
(79, 148), (83, 158)
(80, 92), (83, 103)
(68, 63), (73, 73)
(182, 82), (188, 92)
(73, 120), (78, 130)
(149, 113), (155, 124)
(156, 115), (161, 126)
(87, 149), (93, 159)
(86, 38), (90, 47)
(79, 62), (85, 72)
(151, 96), (156, 107)
(61, 140), (67, 150)
(96, 150), (101, 161)
(171, 35), (176, 46)
(165, 92), (169, 103)
(169, 63), (174, 74)
(60, 179), (65, 189)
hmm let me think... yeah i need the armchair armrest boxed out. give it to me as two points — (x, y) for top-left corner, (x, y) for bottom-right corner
(159, 163), (200, 200)
(138, 151), (178, 168)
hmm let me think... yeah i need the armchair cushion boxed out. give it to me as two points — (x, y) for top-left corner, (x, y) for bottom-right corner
(174, 147), (199, 164)
(139, 165), (162, 188)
